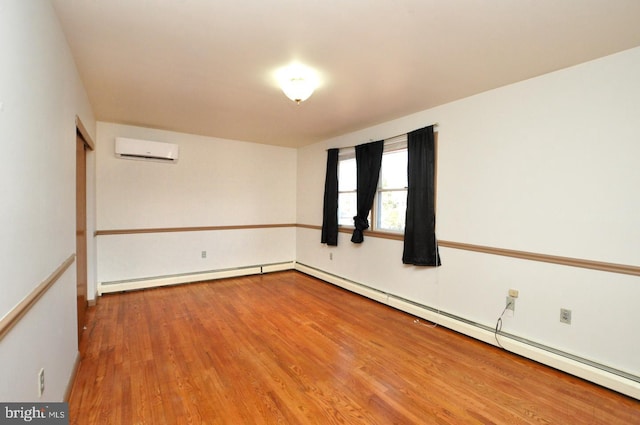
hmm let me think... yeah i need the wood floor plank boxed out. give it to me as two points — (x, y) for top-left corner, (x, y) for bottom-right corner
(69, 271), (639, 424)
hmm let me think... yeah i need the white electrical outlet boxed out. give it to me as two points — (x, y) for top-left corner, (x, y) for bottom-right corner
(504, 296), (515, 317)
(201, 251), (207, 259)
(329, 252), (333, 260)
(560, 308), (572, 324)
(506, 296), (515, 311)
(38, 368), (45, 397)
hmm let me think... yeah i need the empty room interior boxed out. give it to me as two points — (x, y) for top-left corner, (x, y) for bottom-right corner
(1, 0), (639, 423)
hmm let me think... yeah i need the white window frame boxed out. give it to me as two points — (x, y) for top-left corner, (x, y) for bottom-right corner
(374, 136), (408, 234)
(337, 135), (409, 234)
(337, 148), (358, 227)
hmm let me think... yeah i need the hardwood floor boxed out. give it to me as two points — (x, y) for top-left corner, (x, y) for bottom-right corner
(69, 271), (639, 424)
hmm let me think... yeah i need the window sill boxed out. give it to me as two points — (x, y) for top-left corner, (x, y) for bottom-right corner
(337, 226), (404, 241)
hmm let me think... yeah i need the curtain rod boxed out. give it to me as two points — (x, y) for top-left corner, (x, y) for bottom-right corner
(327, 122), (438, 151)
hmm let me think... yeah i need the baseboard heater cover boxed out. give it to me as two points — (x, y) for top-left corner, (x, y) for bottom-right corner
(294, 262), (640, 400)
(98, 261), (295, 295)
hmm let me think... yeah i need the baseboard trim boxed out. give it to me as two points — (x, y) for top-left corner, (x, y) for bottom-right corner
(98, 261), (296, 295)
(261, 262), (296, 273)
(64, 351), (81, 402)
(294, 262), (640, 400)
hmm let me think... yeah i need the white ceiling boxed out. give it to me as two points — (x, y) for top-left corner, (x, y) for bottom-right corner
(52, 0), (640, 148)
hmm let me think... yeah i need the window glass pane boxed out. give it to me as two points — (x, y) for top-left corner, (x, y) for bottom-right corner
(338, 192), (356, 226)
(379, 150), (407, 189)
(338, 158), (356, 191)
(377, 190), (407, 232)
(338, 146), (408, 232)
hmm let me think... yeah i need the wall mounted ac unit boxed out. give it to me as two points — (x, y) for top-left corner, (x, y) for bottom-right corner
(115, 137), (179, 163)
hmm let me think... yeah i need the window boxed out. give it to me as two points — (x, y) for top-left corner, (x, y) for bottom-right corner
(337, 152), (357, 226)
(376, 140), (407, 232)
(338, 137), (408, 233)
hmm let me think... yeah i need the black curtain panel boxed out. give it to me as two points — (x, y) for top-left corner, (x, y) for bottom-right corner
(403, 126), (441, 266)
(321, 148), (339, 246)
(351, 140), (384, 243)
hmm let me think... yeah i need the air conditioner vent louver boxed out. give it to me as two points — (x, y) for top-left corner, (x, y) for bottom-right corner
(115, 137), (179, 163)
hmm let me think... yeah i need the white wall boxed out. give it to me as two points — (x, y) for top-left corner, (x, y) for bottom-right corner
(95, 123), (297, 284)
(296, 47), (640, 379)
(0, 0), (95, 401)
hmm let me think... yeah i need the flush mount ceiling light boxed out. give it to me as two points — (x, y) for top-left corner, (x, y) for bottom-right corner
(276, 63), (319, 104)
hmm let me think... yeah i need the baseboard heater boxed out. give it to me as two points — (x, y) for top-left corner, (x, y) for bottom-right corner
(98, 261), (295, 295)
(294, 262), (640, 400)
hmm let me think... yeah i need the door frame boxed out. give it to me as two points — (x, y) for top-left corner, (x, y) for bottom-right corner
(75, 117), (95, 342)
